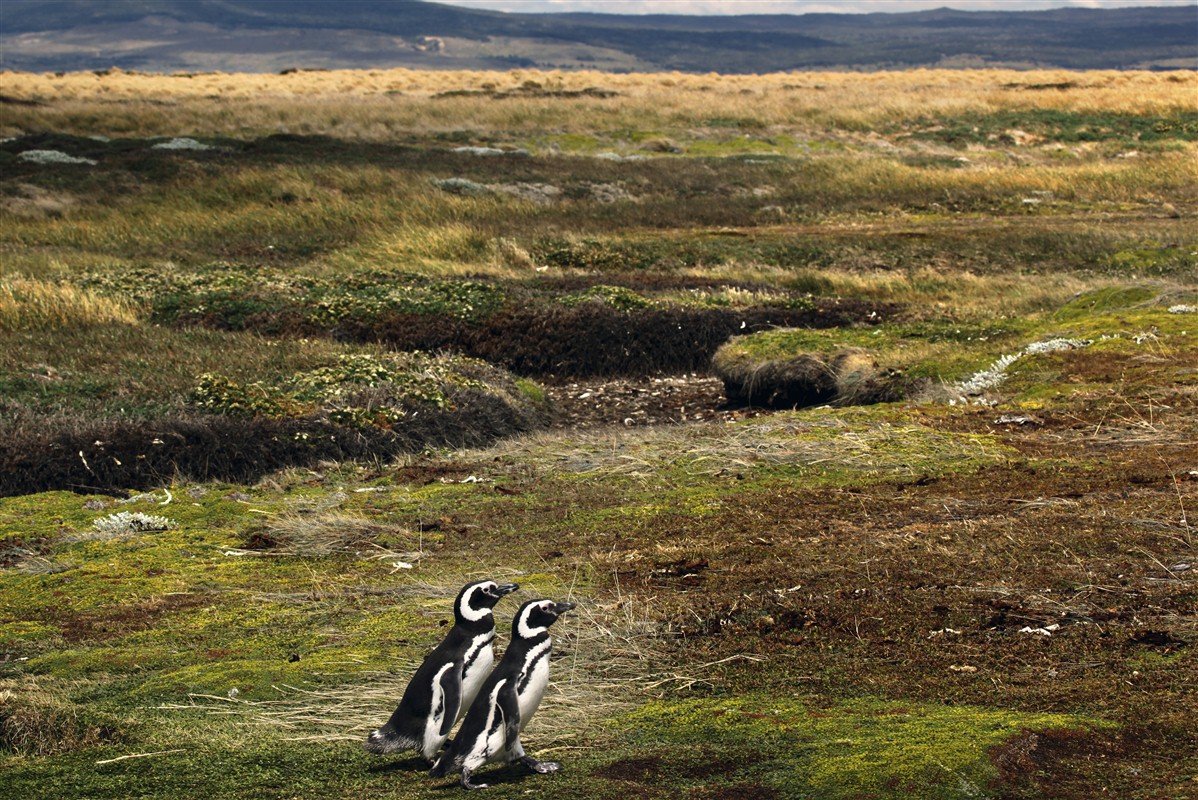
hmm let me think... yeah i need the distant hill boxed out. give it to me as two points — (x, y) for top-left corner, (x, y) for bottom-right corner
(1, 0), (1195, 73)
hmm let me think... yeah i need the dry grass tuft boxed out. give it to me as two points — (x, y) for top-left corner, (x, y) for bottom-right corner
(0, 680), (123, 756)
(0, 276), (141, 331)
(249, 511), (418, 558)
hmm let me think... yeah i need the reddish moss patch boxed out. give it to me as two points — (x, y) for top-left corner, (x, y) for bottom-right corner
(55, 592), (215, 644)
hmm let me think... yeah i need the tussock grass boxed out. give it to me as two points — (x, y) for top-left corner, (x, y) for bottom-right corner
(0, 277), (140, 331)
(253, 511), (416, 558)
(0, 679), (124, 756)
(4, 69), (1194, 140)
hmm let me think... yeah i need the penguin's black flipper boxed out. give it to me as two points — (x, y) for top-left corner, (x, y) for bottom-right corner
(497, 681), (521, 755)
(438, 661), (463, 738)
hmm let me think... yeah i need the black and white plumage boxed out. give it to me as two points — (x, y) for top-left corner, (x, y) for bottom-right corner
(429, 598), (575, 790)
(365, 580), (520, 761)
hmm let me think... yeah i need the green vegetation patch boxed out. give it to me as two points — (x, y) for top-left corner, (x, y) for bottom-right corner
(191, 351), (490, 428)
(1103, 244), (1198, 279)
(74, 265), (507, 330)
(905, 109), (1198, 146)
(713, 282), (1198, 407)
(1003, 294), (1198, 401)
(1053, 285), (1162, 321)
(487, 411), (1015, 488)
(558, 284), (655, 311)
(610, 694), (1095, 799)
(714, 318), (1029, 386)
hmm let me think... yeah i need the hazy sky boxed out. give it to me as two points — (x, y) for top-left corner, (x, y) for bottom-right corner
(439, 0), (1198, 15)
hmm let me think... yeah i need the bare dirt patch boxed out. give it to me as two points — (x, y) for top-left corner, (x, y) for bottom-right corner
(544, 373), (767, 428)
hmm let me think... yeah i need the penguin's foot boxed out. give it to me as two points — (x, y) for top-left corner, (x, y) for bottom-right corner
(460, 769), (489, 790)
(516, 755), (561, 774)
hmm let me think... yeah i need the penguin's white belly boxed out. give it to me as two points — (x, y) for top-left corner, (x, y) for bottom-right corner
(463, 681), (510, 770)
(459, 634), (495, 716)
(517, 640), (552, 731)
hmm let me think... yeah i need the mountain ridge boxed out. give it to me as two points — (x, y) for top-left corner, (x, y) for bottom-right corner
(1, 0), (1194, 73)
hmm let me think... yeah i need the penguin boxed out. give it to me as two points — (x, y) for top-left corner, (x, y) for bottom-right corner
(429, 598), (575, 790)
(365, 580), (520, 761)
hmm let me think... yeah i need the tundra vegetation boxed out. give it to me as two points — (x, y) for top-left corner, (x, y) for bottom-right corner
(0, 68), (1195, 799)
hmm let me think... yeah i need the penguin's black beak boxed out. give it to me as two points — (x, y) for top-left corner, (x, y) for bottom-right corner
(494, 582), (520, 597)
(552, 601), (576, 615)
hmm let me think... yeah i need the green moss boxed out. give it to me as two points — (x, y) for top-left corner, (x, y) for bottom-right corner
(685, 138), (786, 157)
(615, 694), (1095, 799)
(514, 377), (546, 404)
(1053, 285), (1160, 321)
(713, 319), (1029, 383)
(0, 739), (394, 800)
(1104, 245), (1197, 278)
(558, 284), (654, 311)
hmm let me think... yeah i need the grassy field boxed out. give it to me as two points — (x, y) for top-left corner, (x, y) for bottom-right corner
(1, 68), (1196, 799)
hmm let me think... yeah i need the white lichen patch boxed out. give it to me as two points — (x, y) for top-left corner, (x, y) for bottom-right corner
(957, 338), (1091, 396)
(17, 149), (97, 165)
(452, 146), (529, 157)
(594, 151), (646, 162)
(93, 511), (176, 534)
(1168, 304), (1196, 314)
(152, 137), (212, 151)
(956, 354), (1020, 395)
(432, 177), (490, 195)
(1023, 338), (1091, 356)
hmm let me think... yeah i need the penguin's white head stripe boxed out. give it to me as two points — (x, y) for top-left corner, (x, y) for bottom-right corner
(516, 600), (557, 639)
(459, 581), (498, 622)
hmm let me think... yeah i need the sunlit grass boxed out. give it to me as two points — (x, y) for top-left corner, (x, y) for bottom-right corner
(0, 277), (141, 331)
(4, 69), (1194, 142)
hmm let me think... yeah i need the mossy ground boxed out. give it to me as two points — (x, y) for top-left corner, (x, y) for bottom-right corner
(3, 72), (1197, 800)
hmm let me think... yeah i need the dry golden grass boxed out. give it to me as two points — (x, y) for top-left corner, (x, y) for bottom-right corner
(0, 679), (120, 756)
(0, 276), (141, 331)
(3, 67), (1194, 140)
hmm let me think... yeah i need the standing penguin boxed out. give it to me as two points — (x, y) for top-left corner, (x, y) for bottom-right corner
(429, 598), (575, 790)
(365, 580), (520, 761)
